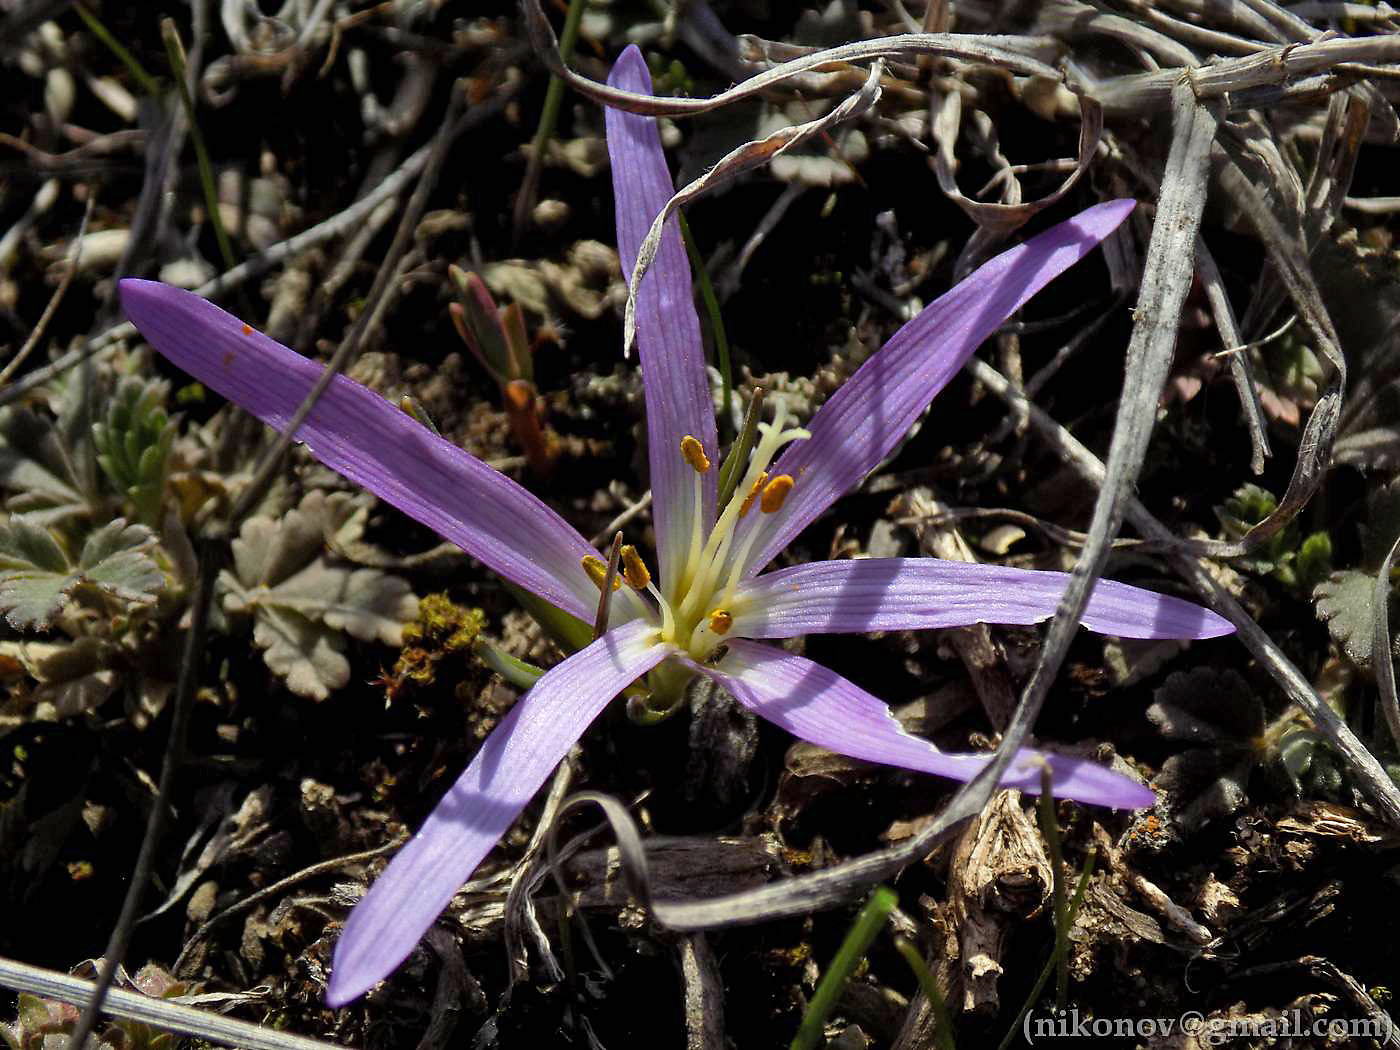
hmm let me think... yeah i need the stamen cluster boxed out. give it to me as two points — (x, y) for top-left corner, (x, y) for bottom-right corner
(580, 399), (810, 661)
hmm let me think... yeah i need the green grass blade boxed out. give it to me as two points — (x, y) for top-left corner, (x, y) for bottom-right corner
(996, 846), (1098, 1050)
(1035, 766), (1070, 1007)
(791, 886), (898, 1050)
(894, 937), (956, 1050)
(74, 3), (161, 98)
(161, 18), (237, 272)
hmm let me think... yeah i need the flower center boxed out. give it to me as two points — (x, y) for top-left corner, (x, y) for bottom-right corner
(661, 398), (809, 658)
(576, 399), (808, 665)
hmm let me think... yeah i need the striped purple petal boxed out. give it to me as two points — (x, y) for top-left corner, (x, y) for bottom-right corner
(119, 279), (611, 622)
(606, 46), (717, 594)
(729, 558), (1233, 640)
(729, 200), (1136, 579)
(683, 639), (1154, 809)
(326, 620), (666, 1006)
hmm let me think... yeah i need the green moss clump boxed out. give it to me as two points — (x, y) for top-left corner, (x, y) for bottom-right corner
(387, 593), (485, 694)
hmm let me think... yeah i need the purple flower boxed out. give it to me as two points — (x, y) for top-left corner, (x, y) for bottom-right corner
(119, 45), (1231, 1008)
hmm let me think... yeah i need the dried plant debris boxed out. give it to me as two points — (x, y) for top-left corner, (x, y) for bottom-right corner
(10, 0), (1400, 1045)
(220, 491), (418, 701)
(1149, 668), (1266, 832)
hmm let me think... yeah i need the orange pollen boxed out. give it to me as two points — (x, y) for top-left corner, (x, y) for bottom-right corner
(581, 555), (621, 592)
(240, 323), (253, 335)
(620, 545), (651, 590)
(738, 472), (769, 518)
(680, 435), (710, 474)
(760, 474), (795, 513)
(707, 609), (733, 635)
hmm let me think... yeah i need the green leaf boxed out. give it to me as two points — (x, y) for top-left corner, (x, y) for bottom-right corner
(0, 408), (88, 523)
(91, 375), (176, 525)
(0, 517), (68, 573)
(0, 517), (162, 630)
(78, 520), (162, 603)
(1315, 568), (1394, 667)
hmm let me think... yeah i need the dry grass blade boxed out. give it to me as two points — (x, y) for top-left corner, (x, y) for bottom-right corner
(1169, 151), (1346, 559)
(989, 76), (1216, 864)
(623, 62), (883, 356)
(1074, 36), (1400, 114)
(0, 956), (344, 1050)
(679, 934), (725, 1050)
(1194, 238), (1270, 474)
(521, 0), (1058, 116)
(0, 194), (94, 387)
(964, 355), (1400, 827)
(931, 88), (1104, 273)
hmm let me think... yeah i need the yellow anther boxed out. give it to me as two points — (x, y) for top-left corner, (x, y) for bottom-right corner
(760, 474), (795, 513)
(738, 472), (769, 518)
(707, 609), (733, 635)
(680, 435), (711, 474)
(620, 545), (651, 590)
(582, 555), (621, 591)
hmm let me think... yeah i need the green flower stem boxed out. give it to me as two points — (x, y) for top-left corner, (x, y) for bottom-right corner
(513, 0), (588, 238)
(474, 640), (545, 690)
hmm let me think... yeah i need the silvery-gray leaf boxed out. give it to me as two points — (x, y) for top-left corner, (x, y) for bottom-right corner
(0, 573), (79, 630)
(229, 516), (281, 589)
(251, 604), (350, 702)
(320, 568), (416, 645)
(301, 490), (368, 550)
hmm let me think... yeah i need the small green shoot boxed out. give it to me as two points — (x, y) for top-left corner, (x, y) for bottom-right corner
(91, 376), (176, 526)
(448, 266), (557, 475)
(790, 886), (898, 1050)
(997, 846), (1098, 1050)
(1035, 765), (1070, 1008)
(717, 388), (764, 510)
